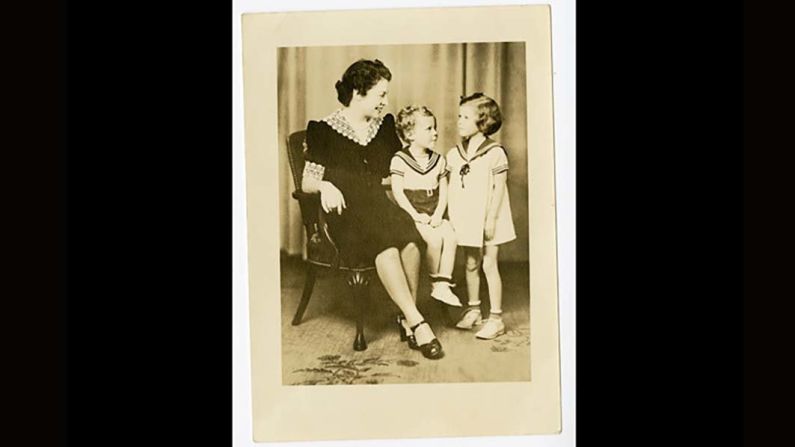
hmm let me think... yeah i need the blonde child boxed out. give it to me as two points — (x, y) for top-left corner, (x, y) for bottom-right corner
(391, 105), (462, 315)
(446, 93), (516, 340)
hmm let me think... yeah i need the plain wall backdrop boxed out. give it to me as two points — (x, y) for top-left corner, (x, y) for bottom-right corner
(277, 42), (530, 261)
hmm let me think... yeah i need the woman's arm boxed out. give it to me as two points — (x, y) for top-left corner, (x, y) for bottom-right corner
(302, 165), (346, 214)
(300, 173), (322, 193)
(302, 122), (346, 214)
(391, 174), (429, 224)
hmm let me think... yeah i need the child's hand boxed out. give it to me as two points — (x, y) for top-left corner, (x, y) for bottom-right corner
(415, 214), (432, 225)
(430, 215), (442, 228)
(484, 218), (497, 240)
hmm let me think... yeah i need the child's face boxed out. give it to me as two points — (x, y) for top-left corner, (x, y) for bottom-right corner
(457, 104), (480, 139)
(409, 115), (438, 150)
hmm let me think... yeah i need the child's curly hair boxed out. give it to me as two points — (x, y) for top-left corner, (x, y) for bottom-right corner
(459, 92), (502, 136)
(395, 105), (436, 143)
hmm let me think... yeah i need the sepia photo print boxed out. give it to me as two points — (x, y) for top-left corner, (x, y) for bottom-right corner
(242, 5), (561, 442)
(278, 42), (532, 385)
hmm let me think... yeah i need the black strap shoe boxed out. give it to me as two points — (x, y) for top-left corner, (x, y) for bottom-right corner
(410, 321), (444, 359)
(396, 314), (419, 350)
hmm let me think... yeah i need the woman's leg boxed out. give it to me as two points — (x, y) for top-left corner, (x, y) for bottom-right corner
(376, 247), (423, 325)
(400, 242), (421, 303)
(377, 245), (438, 347)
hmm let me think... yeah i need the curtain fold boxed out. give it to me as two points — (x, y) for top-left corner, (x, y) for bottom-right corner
(277, 43), (528, 262)
(465, 42), (529, 262)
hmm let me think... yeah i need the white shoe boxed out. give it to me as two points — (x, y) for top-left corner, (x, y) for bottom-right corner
(455, 307), (482, 329)
(431, 283), (463, 307)
(475, 318), (505, 340)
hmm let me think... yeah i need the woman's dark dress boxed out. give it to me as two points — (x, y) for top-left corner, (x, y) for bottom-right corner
(305, 112), (422, 266)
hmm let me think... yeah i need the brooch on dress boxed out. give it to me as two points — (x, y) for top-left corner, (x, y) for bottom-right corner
(459, 163), (471, 188)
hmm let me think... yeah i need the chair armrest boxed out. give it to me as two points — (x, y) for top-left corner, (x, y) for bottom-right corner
(292, 190), (318, 201)
(316, 207), (340, 270)
(291, 190), (320, 228)
(292, 189), (341, 270)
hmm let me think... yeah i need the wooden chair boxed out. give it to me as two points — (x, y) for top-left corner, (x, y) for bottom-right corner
(284, 130), (376, 351)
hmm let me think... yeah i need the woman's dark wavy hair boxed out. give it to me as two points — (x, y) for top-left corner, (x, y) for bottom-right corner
(459, 92), (502, 136)
(335, 59), (392, 107)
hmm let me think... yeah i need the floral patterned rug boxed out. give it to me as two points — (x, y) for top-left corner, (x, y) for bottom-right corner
(289, 326), (530, 385)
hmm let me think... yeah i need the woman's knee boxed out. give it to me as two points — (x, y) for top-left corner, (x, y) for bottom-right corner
(403, 241), (420, 255)
(398, 242), (421, 264)
(376, 246), (401, 264)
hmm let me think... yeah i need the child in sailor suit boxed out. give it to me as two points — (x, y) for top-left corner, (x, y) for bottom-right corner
(446, 93), (516, 340)
(390, 105), (462, 309)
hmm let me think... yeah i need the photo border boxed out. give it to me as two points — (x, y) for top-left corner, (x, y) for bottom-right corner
(234, 2), (574, 445)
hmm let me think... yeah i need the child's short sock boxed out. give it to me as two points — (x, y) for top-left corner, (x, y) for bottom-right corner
(456, 303), (483, 329)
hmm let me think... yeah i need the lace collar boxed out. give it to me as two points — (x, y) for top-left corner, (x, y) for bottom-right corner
(321, 109), (384, 146)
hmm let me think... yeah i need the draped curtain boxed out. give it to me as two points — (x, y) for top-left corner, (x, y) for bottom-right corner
(277, 42), (528, 262)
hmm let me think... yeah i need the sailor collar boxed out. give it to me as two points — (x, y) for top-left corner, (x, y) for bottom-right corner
(394, 147), (440, 175)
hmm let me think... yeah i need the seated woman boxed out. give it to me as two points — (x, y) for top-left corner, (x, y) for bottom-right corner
(301, 59), (444, 360)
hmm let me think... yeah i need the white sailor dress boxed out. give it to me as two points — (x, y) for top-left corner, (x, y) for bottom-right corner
(446, 138), (517, 247)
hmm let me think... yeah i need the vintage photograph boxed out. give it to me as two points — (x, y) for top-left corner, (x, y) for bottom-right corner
(278, 43), (532, 385)
(241, 5), (562, 442)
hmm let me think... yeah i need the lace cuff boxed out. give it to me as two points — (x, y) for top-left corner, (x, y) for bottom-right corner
(303, 161), (325, 181)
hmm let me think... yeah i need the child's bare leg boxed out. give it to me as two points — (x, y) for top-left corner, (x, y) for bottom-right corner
(482, 245), (502, 315)
(438, 221), (458, 279)
(464, 247), (482, 306)
(415, 224), (443, 276)
(475, 245), (505, 339)
(418, 224), (460, 307)
(456, 246), (483, 328)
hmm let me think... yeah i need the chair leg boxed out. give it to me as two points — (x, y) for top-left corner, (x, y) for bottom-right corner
(348, 271), (370, 351)
(292, 263), (318, 326)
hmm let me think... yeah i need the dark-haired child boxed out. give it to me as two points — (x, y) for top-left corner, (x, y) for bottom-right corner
(446, 93), (516, 340)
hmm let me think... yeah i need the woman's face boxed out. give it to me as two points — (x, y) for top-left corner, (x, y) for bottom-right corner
(409, 115), (438, 150)
(457, 103), (480, 139)
(352, 78), (389, 118)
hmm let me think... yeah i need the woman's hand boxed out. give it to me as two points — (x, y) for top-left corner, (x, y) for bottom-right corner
(318, 181), (346, 215)
(415, 213), (432, 225)
(430, 214), (442, 228)
(484, 217), (497, 240)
